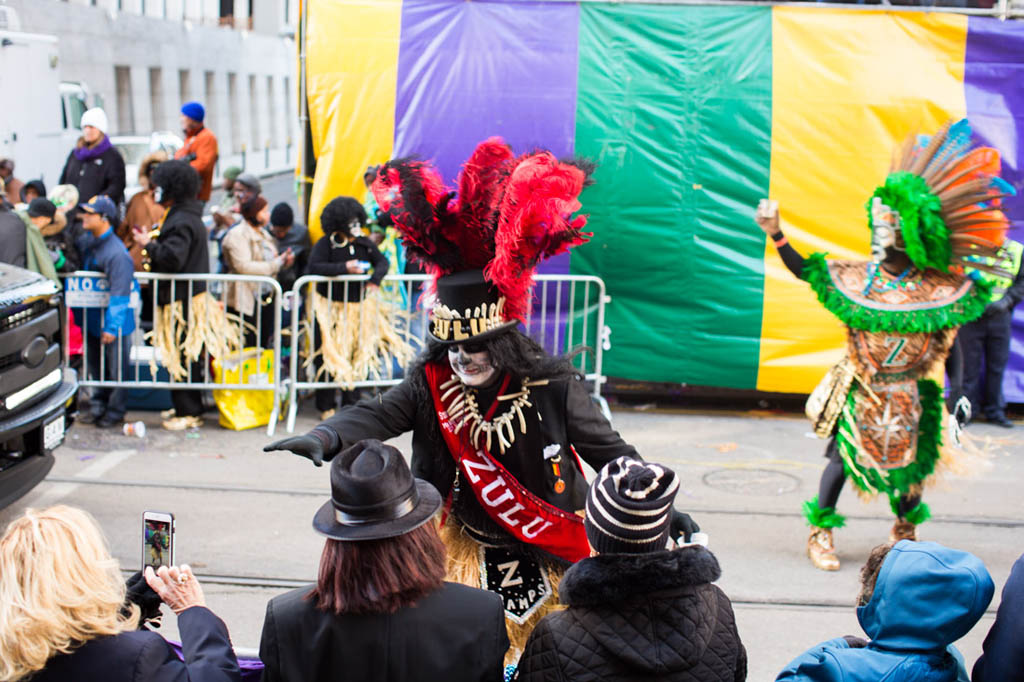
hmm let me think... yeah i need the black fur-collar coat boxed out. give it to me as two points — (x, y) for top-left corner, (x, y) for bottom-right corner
(515, 546), (747, 682)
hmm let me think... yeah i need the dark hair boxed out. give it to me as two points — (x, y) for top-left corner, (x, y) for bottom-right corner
(21, 180), (47, 203)
(308, 523), (446, 615)
(857, 543), (893, 606)
(151, 159), (200, 204)
(240, 196), (268, 226)
(270, 202), (293, 228)
(320, 196), (367, 237)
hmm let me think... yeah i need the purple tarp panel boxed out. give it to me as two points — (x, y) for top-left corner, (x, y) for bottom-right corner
(393, 0), (580, 280)
(965, 17), (1024, 403)
(169, 641), (263, 681)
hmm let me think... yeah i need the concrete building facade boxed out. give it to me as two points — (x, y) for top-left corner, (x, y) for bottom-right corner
(4, 0), (299, 174)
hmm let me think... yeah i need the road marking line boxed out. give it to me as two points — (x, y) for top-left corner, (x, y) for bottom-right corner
(34, 449), (137, 506)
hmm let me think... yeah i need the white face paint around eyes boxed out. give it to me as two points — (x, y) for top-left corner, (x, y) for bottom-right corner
(448, 348), (496, 387)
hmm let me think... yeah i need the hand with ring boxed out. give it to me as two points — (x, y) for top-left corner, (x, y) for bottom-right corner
(144, 564), (206, 614)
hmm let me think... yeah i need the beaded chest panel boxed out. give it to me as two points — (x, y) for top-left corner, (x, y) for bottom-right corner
(853, 379), (921, 470)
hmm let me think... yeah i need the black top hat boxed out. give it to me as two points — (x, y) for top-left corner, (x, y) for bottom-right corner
(429, 269), (519, 345)
(313, 440), (441, 541)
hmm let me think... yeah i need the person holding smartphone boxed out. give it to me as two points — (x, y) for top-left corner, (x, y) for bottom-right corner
(0, 505), (240, 682)
(306, 196), (389, 419)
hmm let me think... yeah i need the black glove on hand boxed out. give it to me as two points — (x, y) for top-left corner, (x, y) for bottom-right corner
(124, 570), (163, 628)
(670, 510), (700, 544)
(263, 434), (326, 466)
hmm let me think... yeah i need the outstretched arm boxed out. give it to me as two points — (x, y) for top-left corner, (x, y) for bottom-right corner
(756, 199), (806, 278)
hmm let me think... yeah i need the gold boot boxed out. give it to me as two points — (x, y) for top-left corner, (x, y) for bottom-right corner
(807, 527), (840, 571)
(889, 520), (917, 543)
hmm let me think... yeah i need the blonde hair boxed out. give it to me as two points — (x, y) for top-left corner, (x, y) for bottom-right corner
(0, 506), (139, 682)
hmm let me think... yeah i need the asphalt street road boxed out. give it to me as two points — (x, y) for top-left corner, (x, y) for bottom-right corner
(2, 404), (1020, 679)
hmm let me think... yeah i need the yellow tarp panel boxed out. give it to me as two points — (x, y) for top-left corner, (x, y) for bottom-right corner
(757, 7), (968, 393)
(305, 0), (402, 242)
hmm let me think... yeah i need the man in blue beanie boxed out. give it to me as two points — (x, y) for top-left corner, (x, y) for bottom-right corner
(175, 101), (218, 204)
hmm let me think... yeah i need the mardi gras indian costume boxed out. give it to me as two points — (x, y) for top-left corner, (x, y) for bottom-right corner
(759, 120), (1015, 571)
(266, 138), (698, 657)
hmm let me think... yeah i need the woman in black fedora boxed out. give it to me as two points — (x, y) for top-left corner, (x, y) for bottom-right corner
(266, 139), (700, 658)
(258, 439), (508, 682)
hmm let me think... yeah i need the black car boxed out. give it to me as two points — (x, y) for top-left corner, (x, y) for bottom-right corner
(0, 264), (78, 509)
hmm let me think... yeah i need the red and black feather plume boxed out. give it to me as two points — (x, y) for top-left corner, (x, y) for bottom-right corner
(486, 151), (593, 321)
(370, 158), (460, 278)
(455, 137), (515, 269)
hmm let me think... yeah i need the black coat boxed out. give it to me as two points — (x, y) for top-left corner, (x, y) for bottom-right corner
(307, 235), (388, 301)
(319, 371), (638, 520)
(0, 205), (26, 267)
(515, 547), (747, 682)
(31, 606), (241, 682)
(59, 139), (127, 206)
(259, 581), (509, 682)
(145, 199), (209, 304)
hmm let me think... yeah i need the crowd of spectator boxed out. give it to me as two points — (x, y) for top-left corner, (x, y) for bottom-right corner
(0, 96), (409, 431)
(0, 444), (1021, 682)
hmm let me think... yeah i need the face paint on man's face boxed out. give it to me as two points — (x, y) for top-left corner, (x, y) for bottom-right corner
(448, 346), (496, 387)
(871, 224), (896, 263)
(869, 198), (901, 264)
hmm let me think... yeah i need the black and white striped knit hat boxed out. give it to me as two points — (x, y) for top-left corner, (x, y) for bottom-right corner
(584, 457), (679, 554)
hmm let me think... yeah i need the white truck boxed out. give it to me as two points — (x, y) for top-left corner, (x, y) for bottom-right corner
(0, 4), (92, 187)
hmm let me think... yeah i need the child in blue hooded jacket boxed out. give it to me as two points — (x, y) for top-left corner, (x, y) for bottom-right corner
(777, 540), (993, 682)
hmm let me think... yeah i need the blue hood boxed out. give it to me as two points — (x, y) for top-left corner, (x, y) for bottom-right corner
(858, 541), (993, 651)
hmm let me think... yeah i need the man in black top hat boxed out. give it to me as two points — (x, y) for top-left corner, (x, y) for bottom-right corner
(266, 139), (698, 655)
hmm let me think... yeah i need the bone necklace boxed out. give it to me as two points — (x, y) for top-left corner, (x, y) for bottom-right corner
(439, 374), (549, 455)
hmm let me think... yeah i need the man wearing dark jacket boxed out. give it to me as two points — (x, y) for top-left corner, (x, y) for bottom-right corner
(961, 238), (1024, 428)
(0, 192), (27, 267)
(58, 108), (127, 207)
(516, 457), (746, 682)
(75, 195), (136, 428)
(268, 202), (311, 292)
(133, 160), (209, 430)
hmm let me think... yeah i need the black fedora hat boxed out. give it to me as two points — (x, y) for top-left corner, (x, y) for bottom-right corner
(428, 269), (519, 345)
(313, 440), (441, 541)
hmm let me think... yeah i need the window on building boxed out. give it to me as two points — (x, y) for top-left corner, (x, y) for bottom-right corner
(266, 75), (277, 146)
(149, 67), (165, 131)
(115, 66), (135, 134)
(219, 0), (233, 27)
(179, 69), (191, 108)
(204, 70), (216, 130)
(248, 74), (260, 149)
(228, 72), (240, 153)
(283, 76), (291, 144)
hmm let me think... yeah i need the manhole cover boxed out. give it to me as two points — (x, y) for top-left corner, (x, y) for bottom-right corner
(702, 468), (801, 496)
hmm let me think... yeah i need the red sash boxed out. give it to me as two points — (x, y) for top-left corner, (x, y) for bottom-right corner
(425, 362), (589, 563)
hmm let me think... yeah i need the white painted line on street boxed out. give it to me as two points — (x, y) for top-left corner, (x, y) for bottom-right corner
(34, 449), (137, 506)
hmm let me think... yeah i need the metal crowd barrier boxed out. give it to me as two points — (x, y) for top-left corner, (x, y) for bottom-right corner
(62, 271), (285, 436)
(283, 273), (611, 433)
(59, 270), (612, 437)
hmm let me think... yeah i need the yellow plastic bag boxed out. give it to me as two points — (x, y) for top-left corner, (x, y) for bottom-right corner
(212, 348), (277, 431)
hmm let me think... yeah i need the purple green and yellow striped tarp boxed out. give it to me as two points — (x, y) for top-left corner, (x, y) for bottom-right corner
(302, 1), (1024, 398)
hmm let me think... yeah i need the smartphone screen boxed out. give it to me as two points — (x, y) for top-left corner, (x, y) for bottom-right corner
(142, 512), (174, 570)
